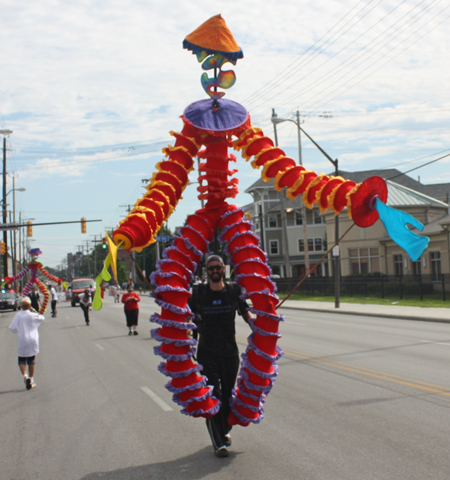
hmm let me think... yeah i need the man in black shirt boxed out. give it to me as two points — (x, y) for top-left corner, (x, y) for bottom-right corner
(29, 286), (41, 312)
(189, 255), (251, 458)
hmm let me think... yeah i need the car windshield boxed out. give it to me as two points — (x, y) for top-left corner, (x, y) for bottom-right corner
(72, 281), (94, 289)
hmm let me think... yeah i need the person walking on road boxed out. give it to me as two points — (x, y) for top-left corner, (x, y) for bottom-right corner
(188, 255), (252, 458)
(9, 297), (45, 390)
(79, 289), (92, 325)
(49, 284), (58, 317)
(121, 285), (140, 335)
(29, 286), (41, 312)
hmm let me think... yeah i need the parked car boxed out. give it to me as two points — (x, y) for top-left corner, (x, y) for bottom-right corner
(0, 291), (20, 311)
(70, 278), (95, 306)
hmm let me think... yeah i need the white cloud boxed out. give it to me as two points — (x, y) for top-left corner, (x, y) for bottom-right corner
(1, 0), (449, 266)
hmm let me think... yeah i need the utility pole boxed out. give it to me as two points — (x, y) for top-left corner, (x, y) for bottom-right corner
(295, 110), (310, 275)
(2, 133), (11, 277)
(272, 109), (291, 278)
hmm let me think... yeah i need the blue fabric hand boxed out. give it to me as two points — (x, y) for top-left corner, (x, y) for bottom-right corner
(375, 198), (429, 262)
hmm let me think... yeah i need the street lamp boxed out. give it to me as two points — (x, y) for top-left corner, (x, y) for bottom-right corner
(271, 111), (308, 279)
(271, 111), (341, 308)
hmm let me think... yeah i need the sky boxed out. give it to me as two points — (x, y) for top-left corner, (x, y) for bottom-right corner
(1, 0), (449, 269)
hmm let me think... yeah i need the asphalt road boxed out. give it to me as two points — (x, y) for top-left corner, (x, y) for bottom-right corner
(1, 295), (450, 480)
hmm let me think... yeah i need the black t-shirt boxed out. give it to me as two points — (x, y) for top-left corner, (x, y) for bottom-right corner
(29, 292), (40, 310)
(188, 283), (249, 356)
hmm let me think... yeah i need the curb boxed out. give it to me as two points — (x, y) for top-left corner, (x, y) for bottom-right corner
(280, 305), (450, 324)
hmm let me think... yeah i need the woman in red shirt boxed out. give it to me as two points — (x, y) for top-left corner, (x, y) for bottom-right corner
(121, 285), (140, 335)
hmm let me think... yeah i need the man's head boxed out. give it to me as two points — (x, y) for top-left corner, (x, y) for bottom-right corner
(84, 289), (89, 297)
(206, 255), (225, 284)
(21, 297), (32, 310)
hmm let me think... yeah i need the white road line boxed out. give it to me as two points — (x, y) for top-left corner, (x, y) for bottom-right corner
(421, 340), (450, 346)
(140, 386), (173, 412)
(95, 343), (105, 350)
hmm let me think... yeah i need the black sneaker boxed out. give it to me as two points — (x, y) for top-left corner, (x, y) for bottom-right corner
(25, 378), (32, 390)
(224, 434), (231, 447)
(214, 446), (229, 458)
(133, 331), (139, 335)
(128, 331), (133, 336)
(206, 418), (228, 456)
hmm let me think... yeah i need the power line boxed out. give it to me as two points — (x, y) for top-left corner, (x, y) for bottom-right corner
(388, 152), (450, 180)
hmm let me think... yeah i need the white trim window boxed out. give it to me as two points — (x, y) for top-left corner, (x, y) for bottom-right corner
(430, 251), (441, 281)
(268, 215), (278, 228)
(349, 248), (380, 275)
(298, 238), (323, 252)
(269, 239), (279, 255)
(393, 254), (403, 277)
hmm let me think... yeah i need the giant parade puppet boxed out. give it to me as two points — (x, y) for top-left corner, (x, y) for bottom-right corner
(4, 248), (64, 314)
(94, 15), (429, 427)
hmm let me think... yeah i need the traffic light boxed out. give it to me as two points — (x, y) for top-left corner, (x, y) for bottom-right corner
(27, 221), (33, 237)
(0, 242), (5, 255)
(102, 237), (107, 249)
(81, 217), (87, 234)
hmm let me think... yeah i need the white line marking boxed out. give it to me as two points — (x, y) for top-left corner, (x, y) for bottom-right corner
(140, 386), (173, 411)
(421, 340), (450, 346)
(95, 343), (105, 350)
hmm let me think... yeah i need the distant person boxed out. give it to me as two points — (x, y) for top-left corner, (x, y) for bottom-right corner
(29, 286), (41, 312)
(79, 290), (92, 326)
(115, 285), (121, 303)
(66, 287), (72, 302)
(9, 297), (45, 390)
(49, 284), (58, 317)
(88, 285), (95, 302)
(121, 285), (140, 335)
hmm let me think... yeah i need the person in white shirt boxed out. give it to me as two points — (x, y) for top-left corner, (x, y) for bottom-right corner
(49, 285), (58, 318)
(9, 297), (45, 390)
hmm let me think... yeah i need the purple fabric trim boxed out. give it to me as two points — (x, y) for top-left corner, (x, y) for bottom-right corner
(153, 297), (191, 316)
(233, 385), (264, 403)
(150, 328), (197, 346)
(240, 288), (276, 301)
(171, 235), (203, 264)
(241, 354), (279, 379)
(162, 246), (199, 272)
(180, 400), (221, 418)
(153, 345), (196, 362)
(156, 258), (194, 282)
(235, 273), (277, 293)
(238, 369), (274, 394)
(157, 362), (203, 378)
(150, 271), (189, 289)
(173, 385), (214, 407)
(246, 335), (284, 361)
(235, 256), (272, 271)
(224, 232), (261, 256)
(247, 318), (281, 337)
(229, 401), (263, 425)
(149, 313), (196, 329)
(164, 377), (207, 394)
(232, 394), (262, 413)
(218, 220), (254, 243)
(248, 309), (284, 323)
(221, 207), (244, 222)
(230, 244), (268, 263)
(154, 285), (189, 295)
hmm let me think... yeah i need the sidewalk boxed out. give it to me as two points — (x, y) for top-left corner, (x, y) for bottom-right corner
(279, 299), (450, 323)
